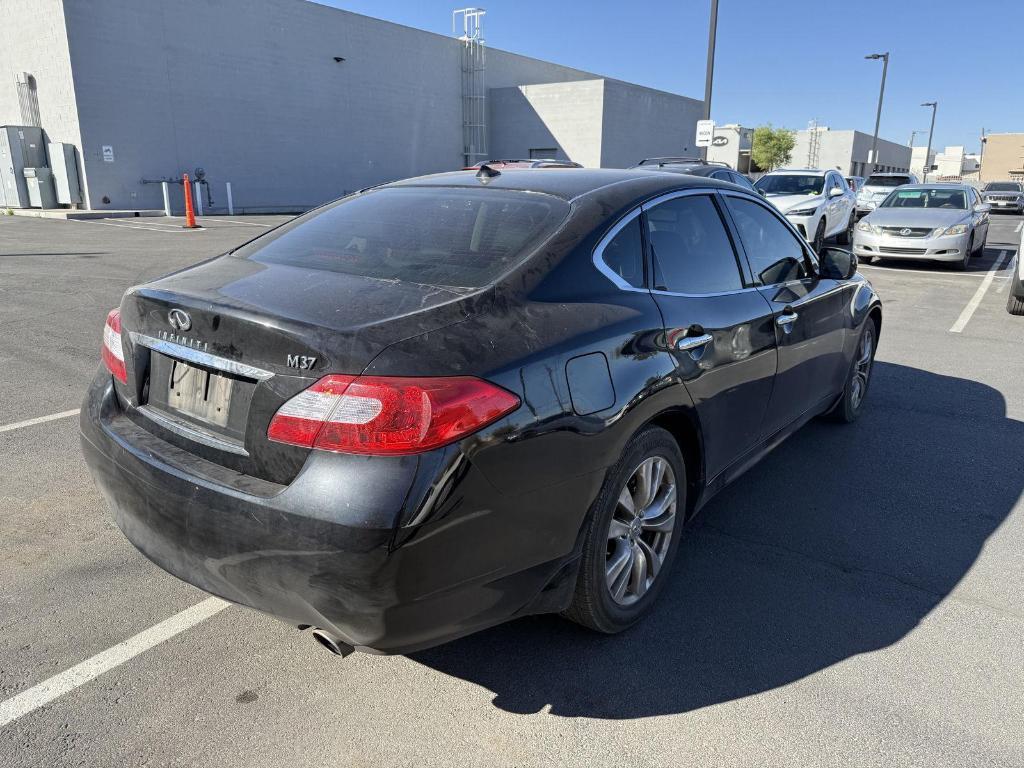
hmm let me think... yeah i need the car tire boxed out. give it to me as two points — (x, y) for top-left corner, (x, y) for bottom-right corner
(812, 219), (826, 253)
(563, 426), (686, 634)
(826, 317), (877, 424)
(837, 213), (854, 245)
(972, 231), (985, 257)
(1008, 291), (1024, 316)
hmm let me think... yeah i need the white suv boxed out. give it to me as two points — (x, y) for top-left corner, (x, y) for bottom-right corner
(753, 169), (856, 252)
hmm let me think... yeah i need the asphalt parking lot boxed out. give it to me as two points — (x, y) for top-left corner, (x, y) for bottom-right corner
(1, 212), (1022, 767)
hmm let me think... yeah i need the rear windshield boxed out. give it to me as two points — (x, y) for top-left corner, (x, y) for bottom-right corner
(985, 182), (1021, 191)
(754, 175), (824, 196)
(866, 175), (912, 187)
(880, 188), (966, 210)
(235, 187), (569, 289)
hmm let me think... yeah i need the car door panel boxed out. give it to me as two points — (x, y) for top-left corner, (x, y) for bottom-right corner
(721, 192), (851, 436)
(642, 191), (778, 480)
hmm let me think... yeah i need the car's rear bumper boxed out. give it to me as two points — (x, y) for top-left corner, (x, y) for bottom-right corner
(80, 371), (589, 654)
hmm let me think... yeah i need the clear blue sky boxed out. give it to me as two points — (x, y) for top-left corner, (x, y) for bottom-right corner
(319, 0), (1024, 153)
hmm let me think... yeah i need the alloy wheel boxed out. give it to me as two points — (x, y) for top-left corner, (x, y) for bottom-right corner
(605, 456), (677, 606)
(850, 326), (874, 410)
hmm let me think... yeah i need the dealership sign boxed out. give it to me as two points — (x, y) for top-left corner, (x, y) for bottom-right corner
(712, 135), (729, 146)
(695, 120), (715, 147)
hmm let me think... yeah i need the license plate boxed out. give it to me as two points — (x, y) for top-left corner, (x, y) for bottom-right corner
(168, 360), (233, 427)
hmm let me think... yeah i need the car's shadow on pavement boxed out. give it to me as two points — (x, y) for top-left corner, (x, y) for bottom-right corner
(410, 362), (1023, 718)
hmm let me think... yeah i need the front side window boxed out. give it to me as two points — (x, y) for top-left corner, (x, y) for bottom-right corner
(600, 215), (645, 289)
(725, 197), (809, 285)
(235, 187), (569, 289)
(645, 195), (743, 294)
(754, 174), (825, 196)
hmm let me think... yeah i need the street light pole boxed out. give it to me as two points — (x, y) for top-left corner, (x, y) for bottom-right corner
(865, 52), (889, 175)
(921, 101), (938, 181)
(701, 0), (719, 160)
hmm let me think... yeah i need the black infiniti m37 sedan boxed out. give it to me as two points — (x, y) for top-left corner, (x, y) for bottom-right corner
(81, 168), (881, 656)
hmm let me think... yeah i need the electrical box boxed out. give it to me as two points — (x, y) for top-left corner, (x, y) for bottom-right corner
(0, 126), (46, 208)
(48, 142), (82, 205)
(24, 167), (57, 209)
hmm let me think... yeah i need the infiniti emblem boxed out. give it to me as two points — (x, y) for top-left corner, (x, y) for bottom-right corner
(899, 228), (912, 236)
(168, 308), (192, 332)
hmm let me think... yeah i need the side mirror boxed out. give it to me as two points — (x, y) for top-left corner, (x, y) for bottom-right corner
(975, 203), (991, 213)
(828, 187), (845, 198)
(756, 187), (767, 197)
(818, 246), (857, 280)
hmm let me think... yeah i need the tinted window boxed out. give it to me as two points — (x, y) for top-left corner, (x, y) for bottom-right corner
(754, 174), (825, 196)
(866, 174), (912, 187)
(729, 172), (755, 190)
(235, 187), (569, 289)
(725, 197), (809, 285)
(600, 215), (645, 288)
(646, 195), (743, 294)
(985, 182), (1022, 192)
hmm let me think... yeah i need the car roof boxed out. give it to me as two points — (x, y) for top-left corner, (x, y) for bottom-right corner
(636, 164), (722, 177)
(867, 172), (913, 177)
(386, 168), (746, 202)
(894, 183), (970, 190)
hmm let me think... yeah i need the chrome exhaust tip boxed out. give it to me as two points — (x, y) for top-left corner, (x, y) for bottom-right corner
(311, 629), (355, 657)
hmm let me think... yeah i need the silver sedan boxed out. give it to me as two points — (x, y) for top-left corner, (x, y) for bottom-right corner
(852, 184), (990, 271)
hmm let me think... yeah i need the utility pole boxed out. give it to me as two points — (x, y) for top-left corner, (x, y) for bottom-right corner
(921, 102), (938, 181)
(701, 0), (719, 160)
(908, 129), (925, 148)
(865, 52), (889, 174)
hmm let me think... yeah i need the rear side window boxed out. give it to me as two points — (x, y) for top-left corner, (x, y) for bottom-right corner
(235, 187), (569, 289)
(866, 175), (911, 187)
(646, 195), (743, 294)
(600, 216), (646, 289)
(725, 197), (809, 285)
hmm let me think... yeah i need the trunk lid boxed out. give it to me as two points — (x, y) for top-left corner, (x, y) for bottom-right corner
(116, 255), (477, 484)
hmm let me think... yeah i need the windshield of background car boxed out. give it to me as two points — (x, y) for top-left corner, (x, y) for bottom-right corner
(879, 188), (967, 210)
(234, 187), (570, 289)
(754, 175), (824, 195)
(865, 175), (912, 187)
(985, 182), (1021, 192)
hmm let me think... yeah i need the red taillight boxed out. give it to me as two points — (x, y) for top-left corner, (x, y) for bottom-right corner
(267, 374), (520, 455)
(101, 309), (127, 384)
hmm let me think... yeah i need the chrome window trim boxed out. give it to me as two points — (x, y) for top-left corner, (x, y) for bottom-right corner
(138, 405), (250, 457)
(592, 206), (647, 292)
(129, 332), (275, 381)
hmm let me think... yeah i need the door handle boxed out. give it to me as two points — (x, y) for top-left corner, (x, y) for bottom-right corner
(776, 310), (799, 327)
(676, 333), (714, 351)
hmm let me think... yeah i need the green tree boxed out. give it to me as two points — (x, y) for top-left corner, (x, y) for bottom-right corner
(751, 124), (796, 172)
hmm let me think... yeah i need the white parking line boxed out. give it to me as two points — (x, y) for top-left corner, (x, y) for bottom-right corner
(0, 409), (80, 434)
(949, 250), (1008, 333)
(75, 220), (198, 233)
(1015, 221), (1022, 233)
(0, 598), (228, 728)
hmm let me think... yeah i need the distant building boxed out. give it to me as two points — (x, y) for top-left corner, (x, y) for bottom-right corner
(910, 146), (937, 179)
(787, 127), (910, 177)
(980, 133), (1024, 182)
(1, 0), (702, 212)
(706, 124), (755, 173)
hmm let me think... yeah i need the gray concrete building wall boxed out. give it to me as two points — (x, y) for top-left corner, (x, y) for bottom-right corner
(789, 129), (910, 176)
(0, 0), (82, 157)
(599, 80), (702, 168)
(488, 81), (604, 167)
(56, 0), (609, 212)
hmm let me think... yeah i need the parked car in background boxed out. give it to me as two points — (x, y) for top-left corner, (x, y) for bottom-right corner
(81, 168), (881, 656)
(753, 169), (856, 251)
(462, 158), (583, 170)
(853, 183), (989, 271)
(846, 176), (865, 195)
(856, 172), (919, 216)
(982, 181), (1024, 214)
(633, 157), (757, 191)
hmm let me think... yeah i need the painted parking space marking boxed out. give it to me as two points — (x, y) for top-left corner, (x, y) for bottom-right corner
(949, 250), (1008, 333)
(0, 598), (228, 728)
(74, 220), (199, 233)
(0, 409), (80, 434)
